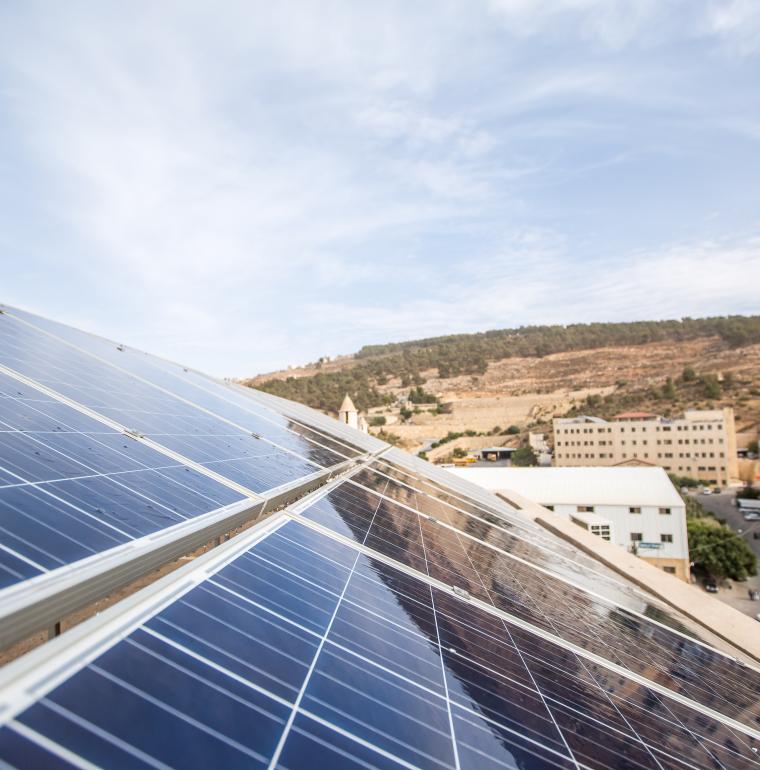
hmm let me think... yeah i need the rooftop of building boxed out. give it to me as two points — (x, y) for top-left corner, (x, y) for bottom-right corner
(449, 465), (685, 508)
(613, 411), (659, 420)
(555, 407), (732, 426)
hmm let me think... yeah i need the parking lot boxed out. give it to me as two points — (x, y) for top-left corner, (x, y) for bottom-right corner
(692, 490), (760, 618)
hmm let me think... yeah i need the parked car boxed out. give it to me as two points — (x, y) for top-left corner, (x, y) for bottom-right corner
(704, 579), (718, 593)
(701, 487), (712, 495)
(743, 512), (760, 521)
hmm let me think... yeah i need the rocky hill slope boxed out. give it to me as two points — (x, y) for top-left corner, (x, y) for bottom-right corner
(242, 317), (760, 456)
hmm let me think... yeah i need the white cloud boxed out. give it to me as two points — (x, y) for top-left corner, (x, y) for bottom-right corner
(487, 0), (663, 48)
(299, 231), (760, 361)
(702, 0), (760, 54)
(1, 1), (759, 377)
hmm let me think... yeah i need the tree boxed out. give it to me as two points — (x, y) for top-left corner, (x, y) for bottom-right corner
(452, 447), (468, 459)
(702, 375), (721, 400)
(687, 519), (757, 580)
(511, 446), (538, 467)
(748, 440), (759, 456)
(663, 377), (676, 400)
(505, 425), (520, 435)
(408, 386), (437, 404)
(375, 429), (401, 446)
(682, 366), (696, 382)
(370, 415), (386, 427)
(669, 473), (699, 490)
(399, 407), (412, 422)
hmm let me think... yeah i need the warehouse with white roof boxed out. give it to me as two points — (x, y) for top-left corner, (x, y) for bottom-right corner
(450, 466), (690, 580)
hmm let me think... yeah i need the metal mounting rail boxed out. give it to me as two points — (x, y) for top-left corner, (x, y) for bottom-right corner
(0, 459), (356, 651)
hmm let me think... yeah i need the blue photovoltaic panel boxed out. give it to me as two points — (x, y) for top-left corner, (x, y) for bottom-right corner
(0, 372), (243, 589)
(340, 467), (663, 617)
(300, 479), (760, 730)
(1, 306), (362, 463)
(0, 313), (342, 490)
(2, 306), (759, 770)
(0, 519), (756, 769)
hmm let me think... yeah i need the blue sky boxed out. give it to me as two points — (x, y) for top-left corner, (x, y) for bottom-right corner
(2, 1), (759, 376)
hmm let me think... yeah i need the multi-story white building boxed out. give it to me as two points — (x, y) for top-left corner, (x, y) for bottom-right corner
(553, 408), (738, 486)
(449, 466), (690, 580)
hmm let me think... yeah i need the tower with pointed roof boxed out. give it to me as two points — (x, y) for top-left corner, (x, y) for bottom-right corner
(338, 393), (359, 430)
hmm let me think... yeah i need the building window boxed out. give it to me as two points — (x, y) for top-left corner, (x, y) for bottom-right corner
(629, 506), (641, 514)
(661, 534), (673, 543)
(544, 504), (554, 511)
(659, 507), (671, 515)
(578, 505), (595, 513)
(630, 532), (643, 542)
(663, 566), (676, 574)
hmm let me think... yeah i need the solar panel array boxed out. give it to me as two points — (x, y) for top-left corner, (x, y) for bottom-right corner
(0, 306), (759, 770)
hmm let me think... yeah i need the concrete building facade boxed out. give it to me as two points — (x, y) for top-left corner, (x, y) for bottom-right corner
(553, 408), (738, 486)
(450, 466), (690, 581)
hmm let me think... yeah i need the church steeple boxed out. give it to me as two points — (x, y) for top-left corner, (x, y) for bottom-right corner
(338, 393), (359, 429)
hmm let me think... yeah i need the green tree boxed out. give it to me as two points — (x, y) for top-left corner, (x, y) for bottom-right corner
(669, 473), (700, 490)
(375, 430), (401, 446)
(687, 519), (757, 580)
(663, 377), (676, 400)
(452, 447), (468, 459)
(408, 386), (437, 404)
(701, 375), (721, 399)
(748, 440), (759, 456)
(682, 366), (696, 382)
(399, 407), (412, 422)
(369, 415), (386, 427)
(511, 446), (538, 467)
(505, 425), (520, 435)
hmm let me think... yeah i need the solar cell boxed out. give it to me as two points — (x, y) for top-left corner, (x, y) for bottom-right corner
(0, 517), (756, 770)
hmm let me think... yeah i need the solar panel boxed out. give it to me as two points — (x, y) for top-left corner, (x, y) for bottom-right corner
(0, 307), (357, 635)
(1, 306), (759, 770)
(0, 309), (353, 480)
(0, 516), (756, 769)
(2, 305), (366, 461)
(343, 467), (665, 610)
(295, 479), (760, 728)
(0, 371), (244, 589)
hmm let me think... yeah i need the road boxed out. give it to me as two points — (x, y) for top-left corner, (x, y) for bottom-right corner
(692, 490), (760, 619)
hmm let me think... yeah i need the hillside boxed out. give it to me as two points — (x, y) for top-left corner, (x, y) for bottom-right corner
(242, 316), (760, 456)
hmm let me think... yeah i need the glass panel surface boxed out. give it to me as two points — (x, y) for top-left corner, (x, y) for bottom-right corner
(2, 521), (756, 770)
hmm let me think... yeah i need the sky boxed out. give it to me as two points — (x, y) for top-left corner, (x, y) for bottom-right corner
(1, 1), (760, 377)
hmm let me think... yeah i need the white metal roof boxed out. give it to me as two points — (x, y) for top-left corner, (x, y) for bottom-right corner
(449, 466), (684, 508)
